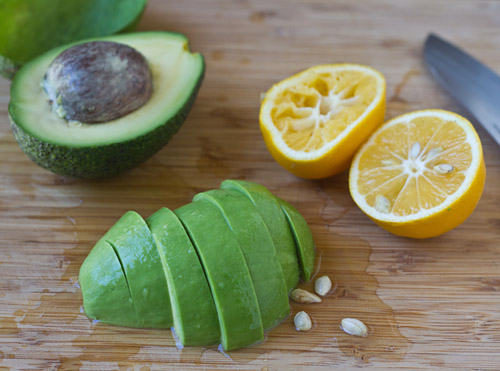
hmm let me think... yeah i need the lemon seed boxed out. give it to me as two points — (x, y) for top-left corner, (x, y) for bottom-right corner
(294, 311), (312, 331)
(434, 163), (455, 174)
(410, 142), (421, 159)
(291, 288), (321, 303)
(341, 318), (368, 337)
(314, 276), (332, 296)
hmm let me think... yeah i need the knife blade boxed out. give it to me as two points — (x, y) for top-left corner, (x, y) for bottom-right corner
(424, 33), (500, 146)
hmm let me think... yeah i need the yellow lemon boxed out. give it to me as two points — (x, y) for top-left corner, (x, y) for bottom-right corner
(349, 109), (485, 238)
(259, 64), (386, 179)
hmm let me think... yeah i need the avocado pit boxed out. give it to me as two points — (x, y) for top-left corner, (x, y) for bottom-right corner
(43, 41), (153, 123)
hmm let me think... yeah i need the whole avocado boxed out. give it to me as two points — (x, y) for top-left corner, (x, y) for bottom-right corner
(0, 0), (147, 79)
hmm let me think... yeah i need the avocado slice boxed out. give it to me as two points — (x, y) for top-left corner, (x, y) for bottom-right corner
(279, 199), (316, 282)
(79, 239), (137, 327)
(103, 211), (172, 328)
(147, 207), (220, 346)
(0, 0), (147, 78)
(175, 200), (264, 351)
(8, 31), (204, 178)
(220, 180), (300, 292)
(193, 189), (290, 330)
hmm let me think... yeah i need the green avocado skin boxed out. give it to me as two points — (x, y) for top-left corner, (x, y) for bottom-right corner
(194, 189), (290, 330)
(175, 200), (264, 351)
(0, 0), (147, 79)
(79, 239), (137, 327)
(103, 211), (172, 328)
(8, 67), (204, 179)
(147, 207), (220, 346)
(220, 180), (300, 290)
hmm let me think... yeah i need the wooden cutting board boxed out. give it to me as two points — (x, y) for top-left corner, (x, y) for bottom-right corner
(1, 0), (500, 369)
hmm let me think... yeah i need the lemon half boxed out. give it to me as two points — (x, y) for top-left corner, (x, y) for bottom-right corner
(349, 109), (485, 238)
(260, 64), (386, 179)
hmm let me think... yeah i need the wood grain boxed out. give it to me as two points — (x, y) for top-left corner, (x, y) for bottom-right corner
(1, 0), (500, 369)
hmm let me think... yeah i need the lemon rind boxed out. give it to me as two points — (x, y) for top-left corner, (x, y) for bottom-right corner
(349, 109), (483, 223)
(260, 64), (386, 161)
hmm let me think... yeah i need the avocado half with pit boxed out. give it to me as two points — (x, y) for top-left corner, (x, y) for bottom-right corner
(79, 180), (316, 351)
(8, 31), (204, 178)
(0, 0), (147, 78)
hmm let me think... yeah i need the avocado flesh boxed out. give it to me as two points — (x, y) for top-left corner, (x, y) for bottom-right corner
(147, 207), (220, 346)
(194, 189), (290, 330)
(103, 211), (172, 328)
(79, 239), (137, 327)
(0, 0), (147, 78)
(175, 200), (264, 351)
(8, 31), (204, 178)
(279, 199), (316, 282)
(220, 180), (300, 290)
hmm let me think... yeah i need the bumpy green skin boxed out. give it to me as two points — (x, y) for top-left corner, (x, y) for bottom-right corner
(79, 239), (137, 327)
(0, 0), (147, 79)
(9, 68), (204, 178)
(147, 208), (220, 346)
(0, 55), (19, 80)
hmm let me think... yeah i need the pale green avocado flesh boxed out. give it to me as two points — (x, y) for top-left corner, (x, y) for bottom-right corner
(8, 31), (204, 178)
(193, 189), (290, 330)
(79, 181), (315, 351)
(175, 200), (264, 351)
(220, 179), (300, 291)
(147, 207), (220, 346)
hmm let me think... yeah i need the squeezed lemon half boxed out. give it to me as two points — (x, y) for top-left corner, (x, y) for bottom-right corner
(260, 64), (386, 179)
(349, 109), (485, 238)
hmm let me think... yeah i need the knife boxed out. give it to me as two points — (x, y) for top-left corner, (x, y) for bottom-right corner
(424, 33), (500, 146)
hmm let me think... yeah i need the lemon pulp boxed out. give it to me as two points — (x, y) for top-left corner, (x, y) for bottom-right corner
(270, 70), (378, 153)
(349, 109), (485, 238)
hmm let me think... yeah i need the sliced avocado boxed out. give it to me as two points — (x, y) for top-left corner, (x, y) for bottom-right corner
(194, 189), (290, 330)
(8, 31), (204, 178)
(0, 0), (147, 78)
(103, 211), (172, 328)
(220, 180), (300, 292)
(79, 239), (137, 327)
(279, 199), (316, 282)
(147, 207), (220, 346)
(175, 200), (264, 351)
